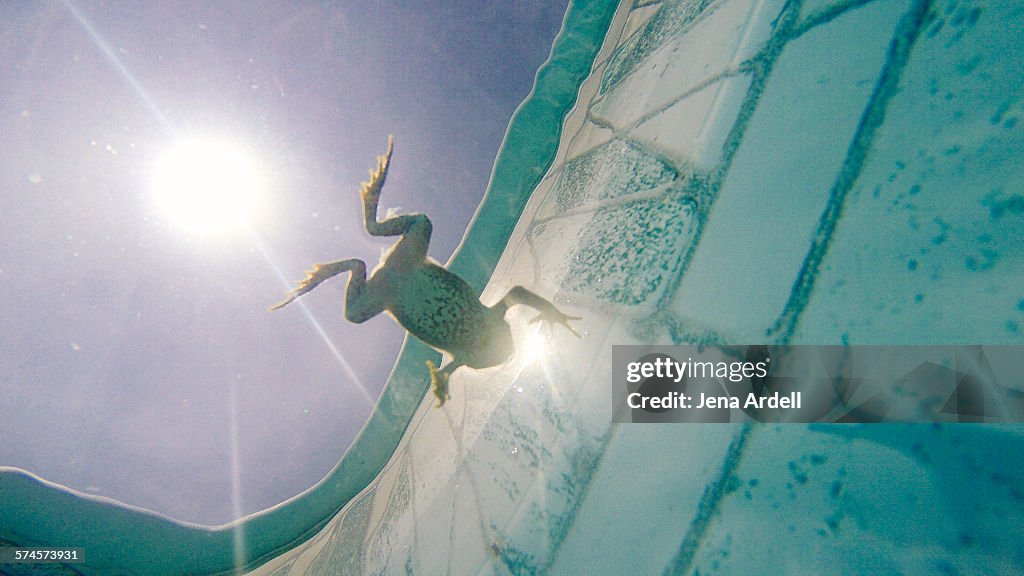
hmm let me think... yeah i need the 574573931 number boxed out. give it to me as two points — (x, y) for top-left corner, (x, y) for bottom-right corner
(0, 547), (85, 564)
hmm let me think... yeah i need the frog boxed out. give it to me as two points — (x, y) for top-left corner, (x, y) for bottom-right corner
(270, 137), (580, 406)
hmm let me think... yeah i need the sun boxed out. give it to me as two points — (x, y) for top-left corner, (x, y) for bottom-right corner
(152, 138), (265, 236)
(519, 325), (551, 364)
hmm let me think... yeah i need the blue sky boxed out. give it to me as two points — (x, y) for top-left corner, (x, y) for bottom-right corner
(0, 0), (568, 524)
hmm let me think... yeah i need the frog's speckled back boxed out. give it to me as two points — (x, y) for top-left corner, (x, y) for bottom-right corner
(387, 264), (500, 357)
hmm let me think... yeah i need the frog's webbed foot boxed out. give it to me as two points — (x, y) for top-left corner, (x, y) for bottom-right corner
(426, 359), (451, 407)
(529, 309), (583, 338)
(361, 135), (393, 208)
(269, 260), (359, 311)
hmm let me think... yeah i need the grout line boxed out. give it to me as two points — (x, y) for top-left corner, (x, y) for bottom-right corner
(767, 0), (933, 344)
(652, 0), (806, 313)
(660, 424), (755, 576)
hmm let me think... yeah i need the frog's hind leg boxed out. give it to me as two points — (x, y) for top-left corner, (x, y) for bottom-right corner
(270, 259), (384, 323)
(360, 136), (433, 266)
(360, 135), (394, 235)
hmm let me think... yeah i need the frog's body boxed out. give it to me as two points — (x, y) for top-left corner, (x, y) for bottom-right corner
(271, 137), (578, 406)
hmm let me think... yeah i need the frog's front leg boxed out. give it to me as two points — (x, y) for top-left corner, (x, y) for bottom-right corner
(494, 286), (581, 337)
(269, 258), (385, 323)
(426, 359), (461, 407)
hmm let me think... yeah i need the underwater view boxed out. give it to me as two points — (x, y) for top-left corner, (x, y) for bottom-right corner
(2, 0), (1024, 574)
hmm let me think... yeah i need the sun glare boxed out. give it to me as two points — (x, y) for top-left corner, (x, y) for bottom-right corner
(520, 326), (551, 365)
(152, 139), (264, 236)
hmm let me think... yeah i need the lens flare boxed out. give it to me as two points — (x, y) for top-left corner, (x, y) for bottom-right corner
(152, 139), (265, 236)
